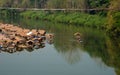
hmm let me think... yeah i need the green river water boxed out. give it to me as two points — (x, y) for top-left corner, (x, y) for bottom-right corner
(0, 15), (120, 75)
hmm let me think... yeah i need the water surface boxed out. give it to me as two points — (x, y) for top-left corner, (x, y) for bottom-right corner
(0, 17), (119, 75)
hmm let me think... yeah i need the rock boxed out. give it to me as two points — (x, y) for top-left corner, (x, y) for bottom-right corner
(38, 30), (46, 36)
(46, 34), (54, 44)
(26, 40), (34, 46)
(46, 34), (54, 39)
(27, 31), (32, 36)
(74, 32), (81, 36)
(0, 23), (52, 53)
(0, 29), (2, 32)
(0, 45), (3, 49)
(18, 45), (27, 48)
(74, 32), (82, 42)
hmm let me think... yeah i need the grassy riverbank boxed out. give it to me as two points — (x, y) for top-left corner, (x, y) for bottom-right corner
(20, 11), (107, 29)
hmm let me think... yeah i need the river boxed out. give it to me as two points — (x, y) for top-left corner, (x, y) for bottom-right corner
(0, 15), (120, 75)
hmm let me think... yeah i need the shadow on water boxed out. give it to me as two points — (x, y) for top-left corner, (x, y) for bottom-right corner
(0, 11), (120, 75)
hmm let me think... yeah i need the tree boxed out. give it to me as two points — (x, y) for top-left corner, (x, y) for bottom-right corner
(87, 0), (109, 8)
(0, 0), (12, 7)
(107, 0), (120, 37)
(46, 0), (87, 9)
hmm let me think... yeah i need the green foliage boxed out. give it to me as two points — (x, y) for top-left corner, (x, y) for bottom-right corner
(113, 12), (120, 27)
(20, 11), (47, 19)
(0, 0), (48, 8)
(0, 0), (12, 7)
(0, 0), (110, 17)
(0, 9), (20, 19)
(21, 11), (106, 29)
(107, 11), (120, 37)
(46, 0), (87, 9)
(0, 0), (110, 9)
(88, 0), (109, 8)
(106, 0), (120, 37)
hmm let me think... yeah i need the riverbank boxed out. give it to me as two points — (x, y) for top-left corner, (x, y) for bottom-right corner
(20, 11), (107, 29)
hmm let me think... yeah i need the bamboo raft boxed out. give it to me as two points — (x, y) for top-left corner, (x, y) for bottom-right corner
(0, 23), (54, 53)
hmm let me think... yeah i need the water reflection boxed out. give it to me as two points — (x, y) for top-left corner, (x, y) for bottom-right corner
(0, 16), (120, 75)
(20, 19), (120, 75)
(60, 48), (82, 64)
(105, 37), (120, 75)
